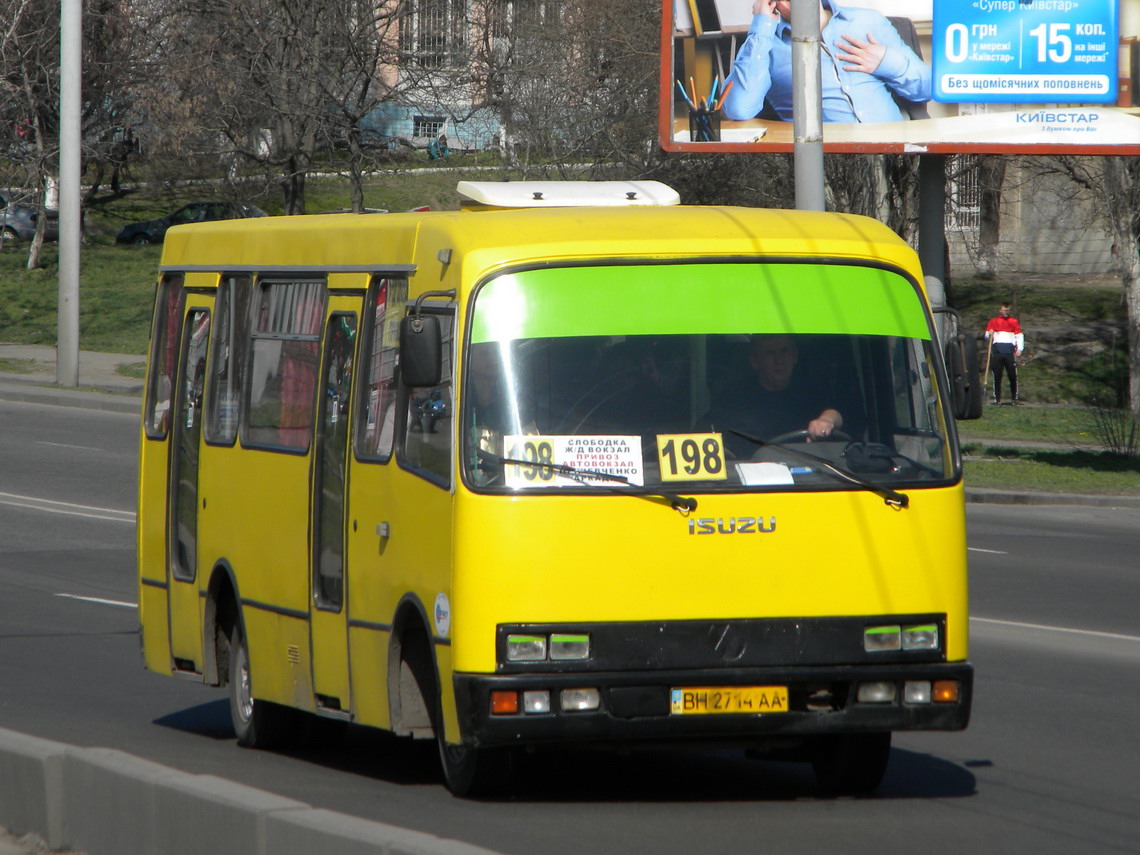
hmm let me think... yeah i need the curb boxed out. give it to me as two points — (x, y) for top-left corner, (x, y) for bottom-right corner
(0, 728), (504, 855)
(0, 381), (140, 415)
(963, 487), (1140, 508)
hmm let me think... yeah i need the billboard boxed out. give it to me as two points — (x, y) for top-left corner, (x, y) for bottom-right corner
(660, 0), (1140, 153)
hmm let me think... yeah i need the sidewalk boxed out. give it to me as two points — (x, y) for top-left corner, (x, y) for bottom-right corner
(2, 343), (1139, 508)
(0, 343), (142, 414)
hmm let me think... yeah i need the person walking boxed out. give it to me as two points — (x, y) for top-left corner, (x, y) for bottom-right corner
(984, 303), (1024, 405)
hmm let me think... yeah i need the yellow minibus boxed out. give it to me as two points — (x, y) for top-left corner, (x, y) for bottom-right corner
(137, 181), (972, 796)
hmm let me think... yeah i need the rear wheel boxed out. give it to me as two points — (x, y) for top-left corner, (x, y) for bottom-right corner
(227, 623), (293, 748)
(962, 336), (984, 419)
(811, 732), (892, 796)
(1, 227), (17, 243)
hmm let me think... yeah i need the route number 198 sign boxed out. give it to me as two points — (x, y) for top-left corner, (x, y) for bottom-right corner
(933, 0), (1119, 103)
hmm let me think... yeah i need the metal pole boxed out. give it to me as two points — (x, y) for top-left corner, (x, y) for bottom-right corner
(57, 0), (82, 387)
(918, 155), (947, 330)
(791, 0), (825, 211)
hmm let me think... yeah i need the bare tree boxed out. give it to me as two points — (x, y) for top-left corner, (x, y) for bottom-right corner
(317, 0), (406, 211)
(1, 0), (60, 268)
(2, 0), (140, 263)
(145, 0), (380, 213)
(1034, 156), (1140, 414)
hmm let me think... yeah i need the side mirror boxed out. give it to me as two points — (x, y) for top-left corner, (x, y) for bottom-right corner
(400, 314), (443, 387)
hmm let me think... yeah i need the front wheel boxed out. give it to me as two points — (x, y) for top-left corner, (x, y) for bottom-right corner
(811, 732), (892, 796)
(437, 735), (515, 798)
(228, 623), (293, 749)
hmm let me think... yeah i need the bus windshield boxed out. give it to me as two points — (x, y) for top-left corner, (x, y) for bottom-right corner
(462, 262), (957, 495)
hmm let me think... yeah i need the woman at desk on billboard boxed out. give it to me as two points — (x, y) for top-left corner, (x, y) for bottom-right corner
(721, 0), (931, 123)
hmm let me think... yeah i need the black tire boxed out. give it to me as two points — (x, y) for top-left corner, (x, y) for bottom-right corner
(962, 336), (984, 420)
(1, 227), (17, 243)
(132, 234), (152, 245)
(437, 731), (514, 798)
(811, 732), (892, 796)
(944, 341), (967, 420)
(227, 623), (293, 749)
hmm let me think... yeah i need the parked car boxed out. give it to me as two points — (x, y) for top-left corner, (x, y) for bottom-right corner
(0, 190), (58, 242)
(116, 201), (267, 245)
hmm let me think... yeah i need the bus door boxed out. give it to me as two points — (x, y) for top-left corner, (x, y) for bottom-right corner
(310, 310), (358, 713)
(167, 302), (211, 672)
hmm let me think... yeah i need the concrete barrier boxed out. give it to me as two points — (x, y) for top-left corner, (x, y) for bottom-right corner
(0, 729), (503, 855)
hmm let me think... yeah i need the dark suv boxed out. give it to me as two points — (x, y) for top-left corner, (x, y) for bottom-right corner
(0, 191), (58, 243)
(116, 201), (267, 245)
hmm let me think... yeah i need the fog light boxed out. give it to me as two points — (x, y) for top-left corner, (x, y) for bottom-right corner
(902, 624), (939, 651)
(857, 681), (897, 704)
(523, 690), (551, 714)
(550, 633), (590, 660)
(507, 634), (546, 661)
(904, 680), (932, 704)
(560, 687), (600, 712)
(864, 626), (901, 652)
(933, 680), (960, 703)
(490, 690), (519, 715)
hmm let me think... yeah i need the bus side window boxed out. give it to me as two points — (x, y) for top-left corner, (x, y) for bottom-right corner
(398, 307), (454, 485)
(244, 280), (325, 452)
(204, 275), (251, 445)
(355, 277), (407, 462)
(144, 275), (185, 439)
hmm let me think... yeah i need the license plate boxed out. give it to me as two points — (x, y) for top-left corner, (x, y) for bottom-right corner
(670, 686), (789, 715)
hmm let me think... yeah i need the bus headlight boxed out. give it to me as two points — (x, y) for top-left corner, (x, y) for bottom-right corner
(560, 688), (600, 711)
(506, 634), (547, 661)
(856, 681), (897, 704)
(863, 626), (901, 652)
(902, 624), (939, 650)
(549, 633), (590, 660)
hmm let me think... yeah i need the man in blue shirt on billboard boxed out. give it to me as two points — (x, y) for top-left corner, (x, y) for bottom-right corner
(721, 0), (931, 123)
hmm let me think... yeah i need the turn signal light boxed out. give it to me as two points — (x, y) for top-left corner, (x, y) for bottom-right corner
(933, 680), (960, 703)
(490, 690), (519, 715)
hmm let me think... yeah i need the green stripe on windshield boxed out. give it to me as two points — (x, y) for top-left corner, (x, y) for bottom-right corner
(470, 263), (929, 343)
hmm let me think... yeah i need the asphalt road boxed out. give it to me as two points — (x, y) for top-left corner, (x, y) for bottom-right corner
(1, 398), (1138, 855)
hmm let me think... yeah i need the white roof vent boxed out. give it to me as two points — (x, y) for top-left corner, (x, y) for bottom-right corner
(457, 180), (680, 209)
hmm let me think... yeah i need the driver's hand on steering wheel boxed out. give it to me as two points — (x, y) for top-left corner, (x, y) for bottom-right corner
(806, 409), (842, 441)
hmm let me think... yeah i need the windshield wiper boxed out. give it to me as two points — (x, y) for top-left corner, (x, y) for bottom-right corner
(727, 430), (909, 509)
(483, 451), (698, 512)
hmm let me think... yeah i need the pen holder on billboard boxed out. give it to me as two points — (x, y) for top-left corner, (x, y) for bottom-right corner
(688, 109), (720, 142)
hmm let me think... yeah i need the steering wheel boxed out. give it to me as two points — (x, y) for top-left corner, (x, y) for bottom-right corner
(766, 428), (852, 444)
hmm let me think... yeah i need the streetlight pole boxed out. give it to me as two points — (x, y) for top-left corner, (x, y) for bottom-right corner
(57, 0), (82, 387)
(791, 0), (825, 212)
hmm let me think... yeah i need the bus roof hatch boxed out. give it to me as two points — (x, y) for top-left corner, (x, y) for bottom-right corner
(456, 180), (680, 210)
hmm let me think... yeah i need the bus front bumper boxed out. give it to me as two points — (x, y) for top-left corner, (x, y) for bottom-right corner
(453, 662), (972, 749)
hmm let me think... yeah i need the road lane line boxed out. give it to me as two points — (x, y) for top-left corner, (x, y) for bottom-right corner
(37, 441), (102, 451)
(0, 491), (134, 523)
(968, 547), (1008, 554)
(55, 594), (137, 609)
(971, 616), (1140, 645)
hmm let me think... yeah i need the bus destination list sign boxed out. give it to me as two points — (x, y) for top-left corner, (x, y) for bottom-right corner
(933, 0), (1120, 103)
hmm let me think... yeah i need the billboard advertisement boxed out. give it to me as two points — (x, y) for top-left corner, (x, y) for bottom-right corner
(660, 0), (1140, 153)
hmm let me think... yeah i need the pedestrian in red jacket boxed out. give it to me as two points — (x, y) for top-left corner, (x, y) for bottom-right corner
(984, 303), (1024, 405)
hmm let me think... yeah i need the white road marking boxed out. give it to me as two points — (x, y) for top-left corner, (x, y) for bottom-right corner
(55, 594), (137, 609)
(37, 441), (101, 452)
(0, 491), (134, 523)
(971, 616), (1140, 645)
(968, 547), (1008, 554)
